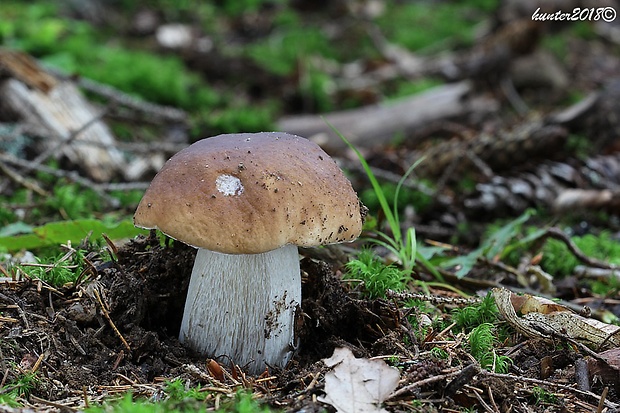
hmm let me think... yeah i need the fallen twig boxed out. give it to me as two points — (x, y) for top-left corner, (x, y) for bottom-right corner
(278, 81), (498, 151)
(544, 227), (618, 270)
(0, 151), (149, 207)
(0, 162), (48, 196)
(93, 288), (131, 352)
(481, 370), (620, 410)
(389, 367), (462, 399)
(48, 67), (188, 124)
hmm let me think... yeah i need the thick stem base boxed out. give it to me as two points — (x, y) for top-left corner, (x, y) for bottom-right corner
(179, 245), (301, 374)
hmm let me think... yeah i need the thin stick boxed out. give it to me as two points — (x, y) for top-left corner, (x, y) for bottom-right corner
(31, 352), (45, 373)
(0, 162), (48, 196)
(0, 263), (11, 278)
(83, 385), (90, 409)
(388, 368), (461, 399)
(0, 151), (151, 192)
(47, 67), (187, 123)
(482, 371), (619, 410)
(93, 289), (131, 352)
(30, 394), (78, 411)
(466, 384), (496, 413)
(596, 386), (609, 413)
(28, 109), (109, 170)
(545, 228), (618, 270)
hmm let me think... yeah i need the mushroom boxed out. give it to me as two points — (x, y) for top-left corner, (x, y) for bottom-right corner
(133, 132), (364, 374)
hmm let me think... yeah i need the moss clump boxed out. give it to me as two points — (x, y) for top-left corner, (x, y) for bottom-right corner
(541, 231), (620, 277)
(344, 249), (409, 299)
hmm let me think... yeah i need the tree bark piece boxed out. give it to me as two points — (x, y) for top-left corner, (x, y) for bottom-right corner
(0, 50), (124, 182)
(277, 81), (498, 151)
(1, 79), (124, 182)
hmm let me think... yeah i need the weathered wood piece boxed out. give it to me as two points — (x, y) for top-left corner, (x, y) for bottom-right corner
(0, 49), (124, 182)
(277, 81), (498, 151)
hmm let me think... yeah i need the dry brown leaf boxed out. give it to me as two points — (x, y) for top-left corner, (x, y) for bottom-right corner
(509, 291), (566, 315)
(493, 288), (620, 350)
(586, 347), (620, 391)
(317, 347), (400, 413)
(206, 359), (224, 381)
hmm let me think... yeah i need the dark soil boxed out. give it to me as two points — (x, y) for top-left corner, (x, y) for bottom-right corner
(0, 232), (426, 411)
(0, 231), (614, 412)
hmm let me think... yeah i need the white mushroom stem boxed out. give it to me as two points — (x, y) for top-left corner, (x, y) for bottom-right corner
(179, 244), (301, 374)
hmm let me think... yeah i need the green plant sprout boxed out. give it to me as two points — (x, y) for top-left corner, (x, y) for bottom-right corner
(331, 125), (419, 274)
(539, 231), (620, 277)
(332, 124), (455, 295)
(467, 323), (512, 373)
(344, 248), (409, 298)
(452, 292), (499, 332)
(164, 379), (209, 403)
(430, 347), (449, 360)
(530, 386), (559, 405)
(0, 371), (39, 407)
(441, 209), (545, 278)
(85, 389), (275, 413)
(17, 246), (87, 287)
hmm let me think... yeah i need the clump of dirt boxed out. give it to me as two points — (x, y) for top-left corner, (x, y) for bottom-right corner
(111, 233), (195, 336)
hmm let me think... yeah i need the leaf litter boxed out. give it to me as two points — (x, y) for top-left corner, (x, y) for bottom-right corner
(318, 347), (400, 413)
(0, 232), (619, 412)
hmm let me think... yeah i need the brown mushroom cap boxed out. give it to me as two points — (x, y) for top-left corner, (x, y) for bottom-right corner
(134, 132), (364, 254)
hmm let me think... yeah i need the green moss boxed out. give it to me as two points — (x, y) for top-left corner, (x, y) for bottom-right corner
(531, 386), (559, 405)
(110, 189), (145, 209)
(205, 103), (276, 134)
(1, 2), (219, 111)
(467, 323), (512, 373)
(50, 42), (219, 110)
(0, 206), (17, 227)
(591, 275), (620, 297)
(452, 292), (499, 332)
(247, 25), (335, 76)
(1, 178), (130, 227)
(541, 231), (620, 277)
(85, 389), (275, 413)
(377, 2), (492, 52)
(344, 248), (409, 298)
(19, 249), (83, 287)
(45, 183), (101, 220)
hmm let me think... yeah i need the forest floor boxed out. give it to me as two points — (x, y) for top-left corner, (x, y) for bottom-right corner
(1, 1), (620, 412)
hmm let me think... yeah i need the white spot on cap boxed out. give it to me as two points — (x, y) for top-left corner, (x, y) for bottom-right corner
(216, 174), (244, 196)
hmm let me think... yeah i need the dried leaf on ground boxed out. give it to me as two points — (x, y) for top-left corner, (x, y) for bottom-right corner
(317, 347), (400, 413)
(493, 288), (620, 350)
(585, 347), (620, 391)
